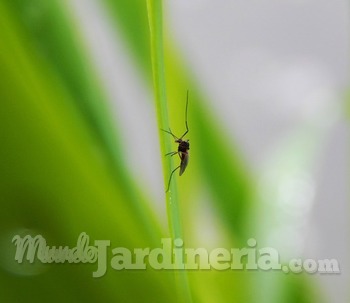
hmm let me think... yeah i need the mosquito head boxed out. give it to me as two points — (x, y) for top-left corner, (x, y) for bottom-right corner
(178, 139), (190, 152)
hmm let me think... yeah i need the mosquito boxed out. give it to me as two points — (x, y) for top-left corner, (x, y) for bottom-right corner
(162, 91), (190, 193)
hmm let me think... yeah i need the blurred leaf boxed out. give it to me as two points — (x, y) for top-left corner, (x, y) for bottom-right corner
(103, 0), (152, 80)
(5, 0), (162, 242)
(0, 2), (176, 302)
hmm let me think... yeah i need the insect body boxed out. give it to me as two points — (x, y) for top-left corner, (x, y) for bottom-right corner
(162, 91), (190, 192)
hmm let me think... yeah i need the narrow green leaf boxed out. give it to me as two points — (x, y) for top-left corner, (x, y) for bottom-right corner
(146, 1), (192, 302)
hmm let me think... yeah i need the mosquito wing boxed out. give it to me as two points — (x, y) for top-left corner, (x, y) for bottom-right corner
(179, 152), (189, 176)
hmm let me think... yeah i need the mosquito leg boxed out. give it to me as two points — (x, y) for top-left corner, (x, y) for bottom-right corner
(165, 151), (178, 157)
(161, 128), (178, 141)
(179, 91), (189, 139)
(180, 129), (188, 140)
(166, 165), (181, 193)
